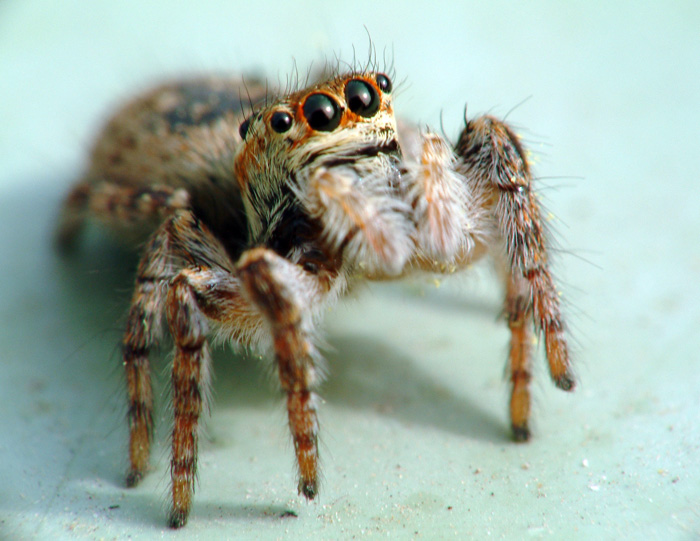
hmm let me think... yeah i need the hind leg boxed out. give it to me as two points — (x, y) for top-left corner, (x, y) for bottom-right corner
(55, 179), (189, 250)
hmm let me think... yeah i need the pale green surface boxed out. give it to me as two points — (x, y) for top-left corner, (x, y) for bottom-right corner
(1, 1), (699, 539)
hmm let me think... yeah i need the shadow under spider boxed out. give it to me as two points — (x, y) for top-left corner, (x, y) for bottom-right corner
(210, 332), (505, 444)
(103, 491), (299, 529)
(324, 334), (505, 442)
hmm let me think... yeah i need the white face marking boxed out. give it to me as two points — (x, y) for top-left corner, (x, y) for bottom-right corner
(233, 72), (400, 241)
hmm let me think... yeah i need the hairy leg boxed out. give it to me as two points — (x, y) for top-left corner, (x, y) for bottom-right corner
(404, 131), (476, 262)
(456, 115), (574, 436)
(505, 274), (533, 441)
(122, 217), (176, 485)
(237, 247), (324, 499)
(165, 262), (266, 527)
(165, 269), (211, 528)
(55, 180), (189, 250)
(298, 165), (413, 276)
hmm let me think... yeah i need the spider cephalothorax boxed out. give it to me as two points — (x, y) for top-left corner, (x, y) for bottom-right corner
(235, 71), (412, 277)
(56, 65), (574, 528)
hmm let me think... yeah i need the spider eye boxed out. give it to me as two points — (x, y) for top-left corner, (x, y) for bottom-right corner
(345, 79), (380, 118)
(239, 117), (251, 139)
(270, 110), (293, 133)
(303, 93), (341, 132)
(375, 73), (392, 94)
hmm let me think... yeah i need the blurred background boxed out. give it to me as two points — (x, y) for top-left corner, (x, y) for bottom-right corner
(1, 1), (698, 539)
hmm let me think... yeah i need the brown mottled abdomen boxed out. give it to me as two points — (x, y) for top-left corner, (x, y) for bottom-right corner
(60, 76), (267, 256)
(89, 77), (264, 187)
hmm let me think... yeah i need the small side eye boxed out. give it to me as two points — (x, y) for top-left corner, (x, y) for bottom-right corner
(375, 73), (392, 94)
(303, 93), (341, 132)
(239, 117), (251, 139)
(345, 79), (380, 118)
(270, 111), (293, 133)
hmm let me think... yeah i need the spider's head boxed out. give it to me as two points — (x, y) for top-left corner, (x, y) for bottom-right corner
(234, 71), (400, 238)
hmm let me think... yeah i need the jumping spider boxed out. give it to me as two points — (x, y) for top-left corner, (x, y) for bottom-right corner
(56, 66), (574, 528)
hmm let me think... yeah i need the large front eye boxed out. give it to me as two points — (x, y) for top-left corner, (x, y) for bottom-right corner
(345, 79), (380, 118)
(270, 110), (293, 133)
(303, 93), (341, 131)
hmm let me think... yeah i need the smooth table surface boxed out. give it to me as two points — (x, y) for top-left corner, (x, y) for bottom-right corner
(1, 2), (698, 539)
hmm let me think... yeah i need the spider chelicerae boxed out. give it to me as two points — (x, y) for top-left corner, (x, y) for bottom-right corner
(56, 63), (574, 528)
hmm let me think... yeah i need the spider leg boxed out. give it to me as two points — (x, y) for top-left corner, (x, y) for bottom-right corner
(122, 216), (177, 486)
(166, 263), (267, 528)
(164, 267), (212, 528)
(297, 165), (413, 276)
(505, 273), (534, 441)
(455, 115), (574, 439)
(237, 247), (323, 500)
(404, 131), (476, 263)
(55, 179), (189, 250)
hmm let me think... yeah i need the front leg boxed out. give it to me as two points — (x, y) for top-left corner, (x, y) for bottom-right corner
(456, 115), (574, 440)
(163, 262), (268, 528)
(237, 247), (324, 499)
(297, 166), (414, 276)
(402, 131), (479, 263)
